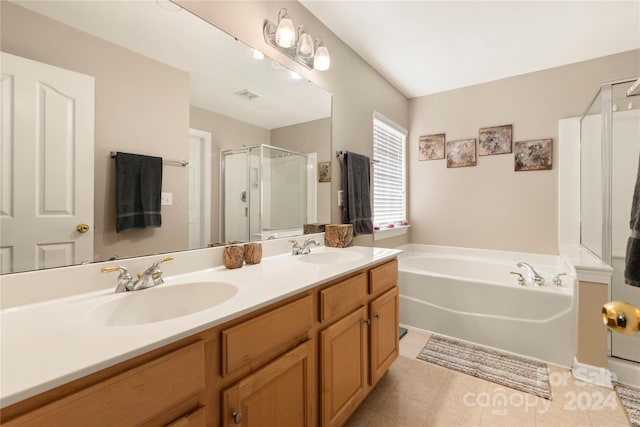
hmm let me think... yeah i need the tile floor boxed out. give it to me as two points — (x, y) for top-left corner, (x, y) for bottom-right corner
(345, 329), (632, 427)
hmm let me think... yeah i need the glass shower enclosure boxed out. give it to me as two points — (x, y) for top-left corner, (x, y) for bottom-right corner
(580, 77), (640, 364)
(220, 144), (316, 242)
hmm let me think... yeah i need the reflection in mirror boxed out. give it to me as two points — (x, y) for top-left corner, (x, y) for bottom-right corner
(0, 0), (331, 274)
(221, 145), (315, 243)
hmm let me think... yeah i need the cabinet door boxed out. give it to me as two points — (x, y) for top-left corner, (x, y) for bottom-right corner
(370, 287), (399, 385)
(166, 406), (205, 427)
(222, 340), (315, 427)
(320, 306), (368, 427)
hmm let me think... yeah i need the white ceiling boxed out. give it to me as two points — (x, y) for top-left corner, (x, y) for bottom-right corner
(12, 0), (331, 130)
(301, 1), (640, 98)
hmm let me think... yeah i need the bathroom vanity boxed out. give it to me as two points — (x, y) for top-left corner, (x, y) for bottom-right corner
(0, 246), (400, 427)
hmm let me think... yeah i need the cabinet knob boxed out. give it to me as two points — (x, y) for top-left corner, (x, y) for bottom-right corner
(374, 313), (380, 319)
(363, 318), (370, 326)
(232, 411), (243, 424)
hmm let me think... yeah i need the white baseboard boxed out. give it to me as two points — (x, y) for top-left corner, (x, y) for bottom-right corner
(572, 357), (614, 389)
(608, 357), (640, 388)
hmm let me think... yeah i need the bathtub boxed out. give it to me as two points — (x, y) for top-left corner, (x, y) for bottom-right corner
(397, 244), (576, 367)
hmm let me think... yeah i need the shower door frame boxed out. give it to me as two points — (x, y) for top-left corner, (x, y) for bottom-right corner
(580, 76), (640, 364)
(579, 76), (639, 266)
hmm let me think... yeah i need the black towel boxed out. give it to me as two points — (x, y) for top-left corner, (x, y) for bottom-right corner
(115, 152), (163, 232)
(625, 153), (640, 287)
(341, 152), (373, 235)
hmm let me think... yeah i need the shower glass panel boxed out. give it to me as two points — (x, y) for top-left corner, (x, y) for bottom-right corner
(580, 89), (603, 259)
(221, 145), (310, 242)
(610, 81), (640, 362)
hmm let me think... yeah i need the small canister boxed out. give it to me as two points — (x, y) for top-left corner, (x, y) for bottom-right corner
(223, 245), (244, 269)
(244, 243), (263, 265)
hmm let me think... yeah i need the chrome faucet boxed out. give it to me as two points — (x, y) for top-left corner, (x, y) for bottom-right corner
(289, 238), (321, 255)
(101, 266), (134, 293)
(101, 257), (173, 293)
(289, 239), (303, 255)
(516, 262), (545, 286)
(301, 238), (320, 254)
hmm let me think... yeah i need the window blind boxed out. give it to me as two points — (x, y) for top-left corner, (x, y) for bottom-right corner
(373, 115), (406, 227)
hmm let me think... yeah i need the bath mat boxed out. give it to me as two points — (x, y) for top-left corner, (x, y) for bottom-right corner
(615, 382), (640, 427)
(417, 335), (552, 400)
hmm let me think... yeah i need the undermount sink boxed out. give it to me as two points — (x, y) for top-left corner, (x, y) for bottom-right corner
(296, 250), (364, 265)
(89, 282), (238, 326)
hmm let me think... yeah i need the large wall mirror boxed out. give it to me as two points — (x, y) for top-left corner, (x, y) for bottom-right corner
(0, 0), (332, 274)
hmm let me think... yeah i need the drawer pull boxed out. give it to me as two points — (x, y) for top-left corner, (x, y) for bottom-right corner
(374, 313), (380, 319)
(364, 318), (371, 326)
(232, 411), (244, 424)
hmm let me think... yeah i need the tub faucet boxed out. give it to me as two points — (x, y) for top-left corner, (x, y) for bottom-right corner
(516, 262), (545, 286)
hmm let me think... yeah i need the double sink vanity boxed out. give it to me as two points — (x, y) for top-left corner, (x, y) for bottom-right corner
(0, 240), (401, 426)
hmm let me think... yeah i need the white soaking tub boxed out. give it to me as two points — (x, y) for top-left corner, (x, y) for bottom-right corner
(397, 244), (576, 367)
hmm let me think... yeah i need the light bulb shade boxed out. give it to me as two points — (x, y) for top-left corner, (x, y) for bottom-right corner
(314, 45), (331, 71)
(275, 16), (296, 48)
(296, 32), (314, 60)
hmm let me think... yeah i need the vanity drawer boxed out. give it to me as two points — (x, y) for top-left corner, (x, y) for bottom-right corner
(320, 272), (367, 323)
(369, 259), (398, 296)
(222, 295), (313, 378)
(4, 341), (205, 427)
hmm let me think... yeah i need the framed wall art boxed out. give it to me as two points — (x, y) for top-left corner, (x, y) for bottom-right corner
(419, 133), (445, 161)
(514, 139), (553, 171)
(478, 124), (512, 156)
(446, 139), (477, 168)
(318, 161), (331, 182)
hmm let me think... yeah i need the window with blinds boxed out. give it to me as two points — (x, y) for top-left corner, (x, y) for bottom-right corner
(372, 114), (407, 227)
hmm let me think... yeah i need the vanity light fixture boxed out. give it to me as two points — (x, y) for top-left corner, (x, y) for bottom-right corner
(263, 8), (331, 71)
(275, 9), (296, 48)
(313, 39), (331, 71)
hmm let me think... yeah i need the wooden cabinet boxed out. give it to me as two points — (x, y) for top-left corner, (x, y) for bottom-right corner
(3, 341), (206, 427)
(222, 340), (315, 427)
(222, 295), (313, 378)
(370, 287), (400, 386)
(318, 259), (400, 427)
(167, 406), (206, 427)
(320, 307), (368, 427)
(2, 258), (399, 427)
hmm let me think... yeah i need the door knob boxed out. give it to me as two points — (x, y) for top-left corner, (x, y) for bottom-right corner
(232, 411), (243, 424)
(602, 301), (640, 335)
(76, 223), (90, 233)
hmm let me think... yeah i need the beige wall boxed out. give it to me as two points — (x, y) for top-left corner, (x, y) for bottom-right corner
(1, 2), (190, 261)
(176, 0), (410, 247)
(271, 118), (332, 224)
(576, 281), (609, 368)
(189, 106), (271, 243)
(409, 49), (640, 254)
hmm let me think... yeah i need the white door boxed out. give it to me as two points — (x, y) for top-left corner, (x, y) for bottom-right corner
(188, 128), (211, 249)
(0, 52), (94, 274)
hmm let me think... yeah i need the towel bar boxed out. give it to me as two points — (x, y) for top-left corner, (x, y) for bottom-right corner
(335, 150), (380, 164)
(110, 151), (188, 167)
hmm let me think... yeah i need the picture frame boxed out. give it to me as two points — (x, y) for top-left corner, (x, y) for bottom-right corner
(514, 139), (553, 171)
(318, 161), (331, 182)
(446, 139), (477, 168)
(478, 124), (512, 156)
(419, 133), (445, 161)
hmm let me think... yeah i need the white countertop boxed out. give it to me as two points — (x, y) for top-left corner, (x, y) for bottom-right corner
(0, 245), (401, 408)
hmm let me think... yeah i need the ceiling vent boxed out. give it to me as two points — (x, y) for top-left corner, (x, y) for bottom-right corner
(234, 89), (260, 100)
